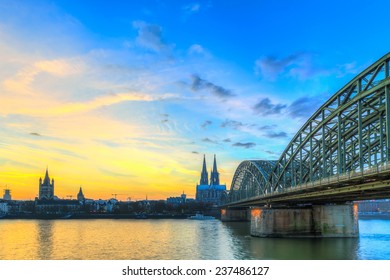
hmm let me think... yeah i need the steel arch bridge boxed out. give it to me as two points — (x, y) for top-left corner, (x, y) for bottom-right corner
(227, 53), (390, 207)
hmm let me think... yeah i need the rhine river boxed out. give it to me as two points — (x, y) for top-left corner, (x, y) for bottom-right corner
(0, 218), (389, 260)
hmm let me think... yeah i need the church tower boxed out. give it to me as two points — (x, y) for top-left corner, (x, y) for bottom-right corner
(199, 154), (209, 185)
(39, 168), (54, 199)
(210, 154), (220, 185)
(196, 154), (226, 205)
(77, 187), (85, 202)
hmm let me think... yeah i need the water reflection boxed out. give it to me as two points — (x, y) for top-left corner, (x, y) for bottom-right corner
(0, 218), (388, 260)
(357, 219), (390, 259)
(222, 222), (359, 260)
(192, 220), (236, 259)
(36, 220), (54, 260)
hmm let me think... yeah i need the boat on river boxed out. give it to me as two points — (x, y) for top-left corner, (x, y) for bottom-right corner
(188, 213), (215, 220)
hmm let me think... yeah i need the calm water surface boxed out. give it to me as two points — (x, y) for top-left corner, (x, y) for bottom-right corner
(0, 218), (389, 260)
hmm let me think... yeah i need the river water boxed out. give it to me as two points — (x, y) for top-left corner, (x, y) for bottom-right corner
(0, 218), (389, 260)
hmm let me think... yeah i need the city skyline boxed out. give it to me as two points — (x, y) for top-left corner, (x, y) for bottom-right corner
(2, 157), (223, 201)
(1, 0), (390, 200)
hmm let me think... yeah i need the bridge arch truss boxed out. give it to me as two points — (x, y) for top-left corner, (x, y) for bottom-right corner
(228, 53), (390, 204)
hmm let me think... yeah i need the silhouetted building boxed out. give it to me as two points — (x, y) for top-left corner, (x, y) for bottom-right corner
(35, 199), (81, 214)
(167, 192), (187, 205)
(196, 155), (227, 205)
(3, 189), (11, 200)
(0, 200), (8, 214)
(77, 187), (85, 202)
(39, 168), (54, 199)
(357, 199), (390, 213)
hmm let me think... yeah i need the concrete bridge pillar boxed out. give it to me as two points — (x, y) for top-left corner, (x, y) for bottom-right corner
(220, 207), (250, 222)
(250, 207), (313, 237)
(312, 204), (359, 237)
(250, 203), (359, 237)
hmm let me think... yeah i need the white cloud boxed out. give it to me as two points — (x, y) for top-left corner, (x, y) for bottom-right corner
(183, 3), (201, 14)
(188, 44), (210, 57)
(35, 58), (86, 77)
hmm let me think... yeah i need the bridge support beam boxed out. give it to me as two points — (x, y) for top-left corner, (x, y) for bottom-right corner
(221, 207), (250, 222)
(250, 203), (359, 237)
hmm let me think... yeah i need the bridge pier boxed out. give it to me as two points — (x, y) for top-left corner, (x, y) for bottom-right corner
(250, 203), (359, 237)
(220, 207), (250, 222)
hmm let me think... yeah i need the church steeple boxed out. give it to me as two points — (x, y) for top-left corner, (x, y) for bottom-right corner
(43, 167), (50, 185)
(199, 154), (209, 185)
(77, 186), (85, 202)
(210, 154), (220, 185)
(39, 167), (54, 200)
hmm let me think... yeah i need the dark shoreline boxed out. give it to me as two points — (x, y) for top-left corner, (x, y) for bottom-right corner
(0, 213), (192, 220)
(1, 212), (388, 220)
(358, 213), (390, 220)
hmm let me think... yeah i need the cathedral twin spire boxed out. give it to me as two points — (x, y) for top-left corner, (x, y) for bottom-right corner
(200, 155), (209, 185)
(210, 154), (220, 185)
(199, 154), (220, 185)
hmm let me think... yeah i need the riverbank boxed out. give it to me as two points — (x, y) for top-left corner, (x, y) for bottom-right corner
(0, 213), (192, 220)
(359, 212), (390, 219)
(1, 211), (388, 220)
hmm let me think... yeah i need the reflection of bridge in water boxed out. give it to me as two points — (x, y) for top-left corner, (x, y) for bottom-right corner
(221, 53), (390, 237)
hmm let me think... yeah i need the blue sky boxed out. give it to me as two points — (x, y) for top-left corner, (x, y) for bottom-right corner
(1, 0), (390, 199)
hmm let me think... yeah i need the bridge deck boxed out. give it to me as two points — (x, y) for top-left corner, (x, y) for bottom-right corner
(224, 163), (390, 207)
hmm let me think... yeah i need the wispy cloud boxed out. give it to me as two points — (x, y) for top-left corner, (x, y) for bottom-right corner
(182, 3), (201, 14)
(232, 142), (256, 149)
(3, 91), (177, 117)
(253, 98), (287, 116)
(201, 137), (218, 144)
(201, 120), (212, 128)
(3, 57), (86, 95)
(258, 125), (277, 131)
(288, 96), (324, 119)
(265, 150), (278, 155)
(335, 62), (360, 77)
(132, 21), (170, 53)
(255, 52), (360, 81)
(220, 119), (285, 140)
(221, 119), (245, 130)
(30, 132), (42, 136)
(35, 58), (85, 77)
(190, 74), (234, 99)
(265, 131), (288, 138)
(255, 53), (304, 80)
(255, 52), (319, 80)
(188, 44), (210, 57)
(99, 167), (134, 178)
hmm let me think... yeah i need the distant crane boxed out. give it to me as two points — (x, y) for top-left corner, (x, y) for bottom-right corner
(111, 193), (127, 200)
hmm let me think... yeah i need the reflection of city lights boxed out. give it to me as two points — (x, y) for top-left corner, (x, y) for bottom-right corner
(353, 203), (358, 218)
(251, 208), (262, 217)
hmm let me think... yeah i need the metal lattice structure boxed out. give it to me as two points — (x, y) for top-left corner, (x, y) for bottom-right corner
(228, 53), (390, 205)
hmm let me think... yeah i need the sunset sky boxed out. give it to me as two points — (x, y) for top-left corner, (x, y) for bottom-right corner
(1, 0), (390, 200)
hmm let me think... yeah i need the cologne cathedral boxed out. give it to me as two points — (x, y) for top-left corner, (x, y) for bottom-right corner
(195, 155), (227, 205)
